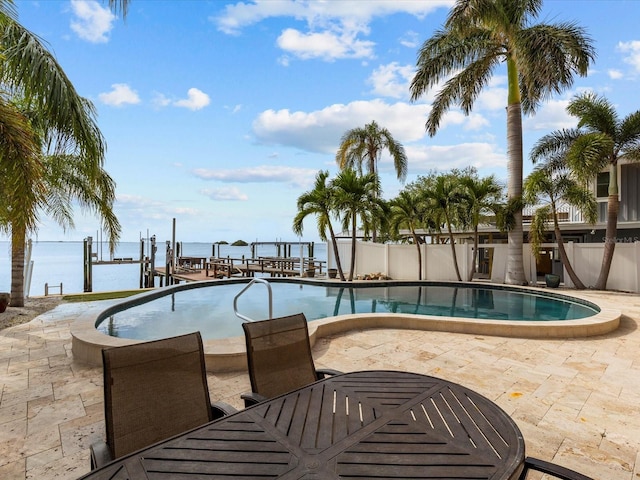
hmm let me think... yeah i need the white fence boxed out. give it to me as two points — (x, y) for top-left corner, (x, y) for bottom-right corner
(327, 240), (640, 293)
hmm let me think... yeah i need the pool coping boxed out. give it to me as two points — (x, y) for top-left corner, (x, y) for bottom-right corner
(70, 279), (622, 373)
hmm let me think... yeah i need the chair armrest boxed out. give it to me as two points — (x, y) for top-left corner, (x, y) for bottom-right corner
(518, 457), (594, 480)
(211, 401), (238, 420)
(241, 391), (268, 407)
(90, 440), (112, 470)
(315, 368), (342, 379)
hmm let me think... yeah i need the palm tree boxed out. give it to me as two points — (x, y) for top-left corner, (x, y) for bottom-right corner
(458, 170), (503, 281)
(531, 92), (640, 290)
(336, 121), (407, 242)
(293, 170), (346, 281)
(410, 0), (595, 285)
(331, 169), (385, 281)
(0, 6), (117, 306)
(524, 157), (597, 289)
(1, 103), (120, 306)
(422, 173), (465, 281)
(336, 121), (407, 181)
(389, 190), (428, 280)
(0, 102), (42, 307)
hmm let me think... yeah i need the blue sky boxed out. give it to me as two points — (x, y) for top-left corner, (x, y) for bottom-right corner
(10, 0), (640, 244)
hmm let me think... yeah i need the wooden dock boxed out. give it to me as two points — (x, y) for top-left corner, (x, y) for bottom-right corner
(153, 256), (326, 286)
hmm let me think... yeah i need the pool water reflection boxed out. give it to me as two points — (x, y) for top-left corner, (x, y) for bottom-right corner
(96, 280), (600, 342)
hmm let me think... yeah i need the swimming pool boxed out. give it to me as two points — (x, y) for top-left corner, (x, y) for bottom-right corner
(95, 278), (600, 341)
(71, 278), (620, 372)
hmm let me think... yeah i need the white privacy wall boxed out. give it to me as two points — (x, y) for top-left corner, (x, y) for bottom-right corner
(327, 240), (640, 293)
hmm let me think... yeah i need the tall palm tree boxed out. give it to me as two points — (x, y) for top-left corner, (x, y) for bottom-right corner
(524, 157), (597, 289)
(0, 5), (117, 306)
(410, 0), (595, 285)
(389, 190), (428, 280)
(422, 173), (465, 281)
(458, 170), (503, 281)
(531, 92), (640, 289)
(331, 169), (385, 281)
(293, 170), (346, 281)
(336, 121), (408, 181)
(336, 121), (407, 242)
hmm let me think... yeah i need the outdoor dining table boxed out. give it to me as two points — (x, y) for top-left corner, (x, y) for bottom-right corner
(78, 370), (526, 479)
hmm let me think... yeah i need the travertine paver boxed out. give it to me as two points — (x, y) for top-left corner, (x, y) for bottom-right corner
(0, 290), (638, 479)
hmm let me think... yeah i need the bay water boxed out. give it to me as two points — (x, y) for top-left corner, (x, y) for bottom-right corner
(0, 240), (326, 297)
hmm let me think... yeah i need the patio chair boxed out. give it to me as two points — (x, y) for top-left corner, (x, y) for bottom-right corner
(241, 313), (342, 407)
(518, 456), (594, 479)
(90, 332), (237, 470)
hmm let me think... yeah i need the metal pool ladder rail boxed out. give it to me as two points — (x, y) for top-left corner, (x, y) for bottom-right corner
(233, 277), (273, 322)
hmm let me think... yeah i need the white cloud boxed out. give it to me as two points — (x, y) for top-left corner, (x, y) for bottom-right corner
(174, 88), (211, 110)
(214, 1), (453, 35)
(152, 93), (172, 108)
(406, 143), (507, 173)
(475, 76), (508, 111)
(368, 62), (415, 99)
(213, 0), (452, 61)
(608, 69), (624, 80)
(462, 112), (490, 130)
(253, 99), (432, 154)
(399, 30), (420, 49)
(225, 104), (243, 114)
(277, 27), (374, 61)
(617, 40), (640, 73)
(98, 83), (140, 107)
(70, 0), (116, 43)
(252, 98), (492, 154)
(169, 207), (199, 216)
(193, 165), (318, 188)
(115, 194), (183, 221)
(200, 187), (249, 201)
(523, 97), (574, 131)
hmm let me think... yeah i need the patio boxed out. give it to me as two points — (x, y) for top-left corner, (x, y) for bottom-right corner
(0, 289), (639, 479)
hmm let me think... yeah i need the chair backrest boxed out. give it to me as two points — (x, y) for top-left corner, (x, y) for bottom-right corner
(102, 332), (213, 460)
(242, 313), (318, 399)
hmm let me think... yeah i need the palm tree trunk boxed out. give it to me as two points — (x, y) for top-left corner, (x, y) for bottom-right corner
(412, 230), (423, 280)
(553, 222), (585, 289)
(445, 218), (462, 281)
(349, 216), (357, 281)
(595, 191), (619, 290)
(328, 224), (346, 281)
(468, 227), (479, 282)
(10, 226), (26, 308)
(505, 102), (527, 285)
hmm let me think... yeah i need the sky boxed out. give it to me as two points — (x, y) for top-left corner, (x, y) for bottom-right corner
(8, 0), (640, 245)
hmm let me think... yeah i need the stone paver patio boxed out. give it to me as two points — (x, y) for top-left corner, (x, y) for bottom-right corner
(0, 290), (639, 479)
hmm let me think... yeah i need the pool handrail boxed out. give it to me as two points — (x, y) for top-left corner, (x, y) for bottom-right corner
(233, 277), (273, 322)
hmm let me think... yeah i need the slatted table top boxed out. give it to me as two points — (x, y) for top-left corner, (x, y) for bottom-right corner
(79, 370), (525, 479)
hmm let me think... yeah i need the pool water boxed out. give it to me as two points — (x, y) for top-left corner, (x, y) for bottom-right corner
(96, 281), (600, 341)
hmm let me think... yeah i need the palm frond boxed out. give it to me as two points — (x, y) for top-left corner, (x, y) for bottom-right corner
(528, 204), (552, 258)
(567, 92), (618, 134)
(618, 111), (640, 148)
(0, 19), (106, 161)
(0, 99), (43, 232)
(517, 23), (594, 112)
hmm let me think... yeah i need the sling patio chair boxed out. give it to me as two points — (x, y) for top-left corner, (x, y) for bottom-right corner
(90, 332), (237, 470)
(241, 312), (342, 407)
(518, 456), (594, 479)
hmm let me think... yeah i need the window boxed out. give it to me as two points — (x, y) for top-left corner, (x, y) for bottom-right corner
(596, 172), (609, 198)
